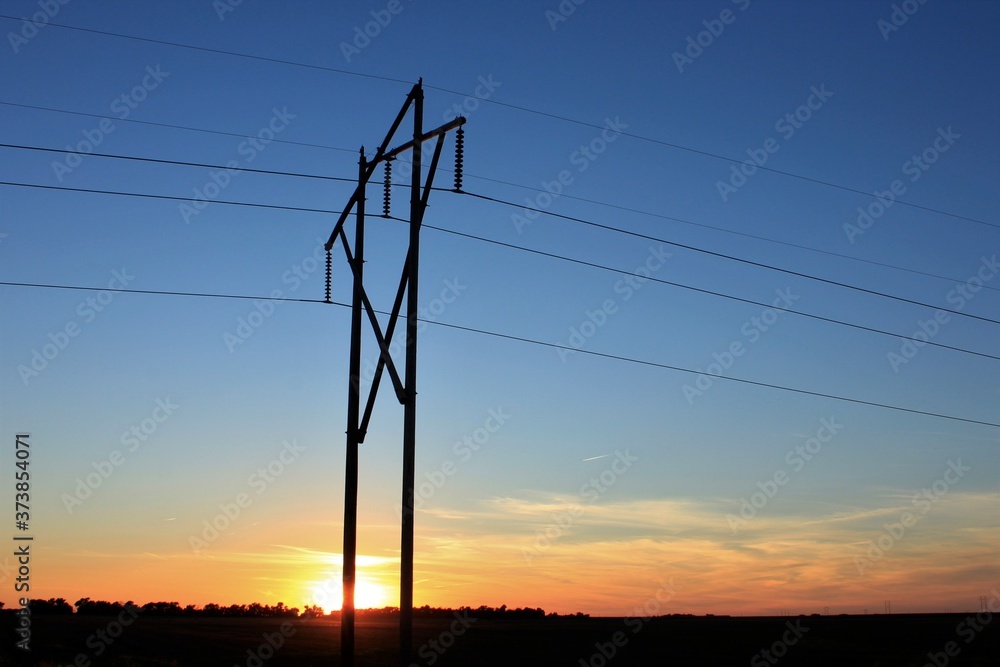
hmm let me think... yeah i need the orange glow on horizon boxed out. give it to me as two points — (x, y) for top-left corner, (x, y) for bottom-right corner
(11, 491), (997, 618)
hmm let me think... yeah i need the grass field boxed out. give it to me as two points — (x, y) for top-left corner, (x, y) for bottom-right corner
(2, 612), (998, 666)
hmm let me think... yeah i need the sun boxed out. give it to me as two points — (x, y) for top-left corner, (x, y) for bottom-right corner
(311, 575), (392, 612)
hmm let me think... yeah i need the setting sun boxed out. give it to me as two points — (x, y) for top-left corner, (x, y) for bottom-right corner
(311, 575), (393, 612)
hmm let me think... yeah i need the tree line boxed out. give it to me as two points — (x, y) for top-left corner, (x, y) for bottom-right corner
(8, 599), (587, 619)
(17, 598), (310, 618)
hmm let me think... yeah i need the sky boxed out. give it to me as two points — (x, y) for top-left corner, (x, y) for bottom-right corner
(0, 0), (997, 617)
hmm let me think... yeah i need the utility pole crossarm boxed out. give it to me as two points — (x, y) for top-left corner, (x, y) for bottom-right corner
(323, 115), (466, 253)
(378, 116), (466, 164)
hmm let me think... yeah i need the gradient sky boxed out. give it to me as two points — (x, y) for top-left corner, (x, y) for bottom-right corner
(0, 0), (997, 617)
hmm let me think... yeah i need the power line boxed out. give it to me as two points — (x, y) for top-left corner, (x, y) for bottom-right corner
(0, 180), (337, 216)
(427, 321), (999, 429)
(2, 279), (996, 429)
(0, 101), (358, 155)
(1, 156), (993, 358)
(0, 15), (411, 86)
(467, 95), (998, 231)
(3, 136), (992, 296)
(0, 142), (357, 184)
(0, 280), (330, 305)
(404, 219), (1000, 362)
(3, 177), (997, 329)
(1, 14), (993, 231)
(461, 190), (1000, 326)
(460, 171), (1000, 294)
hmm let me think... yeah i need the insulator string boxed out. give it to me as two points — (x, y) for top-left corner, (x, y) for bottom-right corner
(325, 248), (332, 303)
(453, 125), (464, 192)
(383, 159), (392, 216)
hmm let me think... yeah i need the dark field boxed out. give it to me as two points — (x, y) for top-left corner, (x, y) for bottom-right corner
(3, 612), (998, 666)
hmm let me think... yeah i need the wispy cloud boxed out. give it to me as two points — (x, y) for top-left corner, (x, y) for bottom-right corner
(410, 490), (1000, 614)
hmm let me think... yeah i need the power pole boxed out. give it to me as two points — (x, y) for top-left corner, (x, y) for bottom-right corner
(323, 79), (465, 667)
(340, 147), (367, 664)
(399, 82), (422, 667)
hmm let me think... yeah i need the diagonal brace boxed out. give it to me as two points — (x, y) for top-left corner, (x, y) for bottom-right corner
(338, 227), (406, 401)
(359, 251), (410, 441)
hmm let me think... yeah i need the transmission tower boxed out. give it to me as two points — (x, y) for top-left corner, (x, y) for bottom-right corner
(322, 79), (465, 667)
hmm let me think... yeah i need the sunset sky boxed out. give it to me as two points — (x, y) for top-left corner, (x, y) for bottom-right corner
(0, 1), (997, 617)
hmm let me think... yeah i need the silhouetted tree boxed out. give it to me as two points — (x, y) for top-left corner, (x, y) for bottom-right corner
(140, 601), (182, 616)
(30, 598), (73, 614)
(300, 604), (325, 619)
(75, 598), (125, 615)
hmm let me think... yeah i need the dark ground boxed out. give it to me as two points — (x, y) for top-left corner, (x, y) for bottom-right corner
(2, 612), (998, 666)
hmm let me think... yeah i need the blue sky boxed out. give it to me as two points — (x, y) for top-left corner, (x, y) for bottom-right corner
(0, 0), (997, 615)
